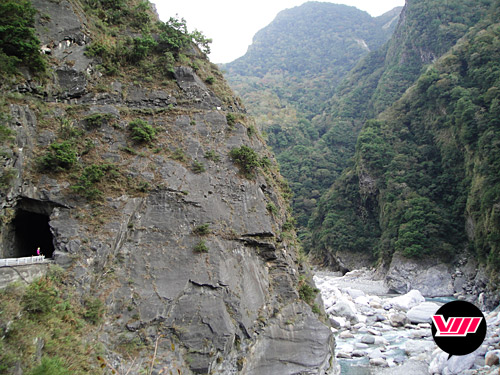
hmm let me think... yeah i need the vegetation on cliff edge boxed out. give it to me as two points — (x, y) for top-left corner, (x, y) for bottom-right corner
(0, 268), (104, 375)
(0, 0), (46, 76)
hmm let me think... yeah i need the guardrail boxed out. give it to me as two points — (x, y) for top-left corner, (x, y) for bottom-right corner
(0, 256), (46, 267)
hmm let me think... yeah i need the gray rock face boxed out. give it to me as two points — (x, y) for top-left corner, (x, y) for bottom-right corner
(0, 263), (51, 289)
(31, 0), (92, 99)
(325, 249), (375, 273)
(0, 1), (337, 374)
(243, 303), (335, 374)
(32, 0), (88, 46)
(385, 253), (454, 297)
(174, 67), (222, 109)
(56, 68), (88, 99)
(125, 86), (177, 108)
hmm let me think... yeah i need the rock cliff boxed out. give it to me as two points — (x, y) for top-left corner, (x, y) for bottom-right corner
(0, 1), (337, 374)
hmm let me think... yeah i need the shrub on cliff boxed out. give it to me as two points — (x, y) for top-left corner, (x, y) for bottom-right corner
(193, 223), (211, 236)
(71, 163), (117, 200)
(38, 141), (78, 171)
(22, 277), (59, 314)
(193, 240), (209, 253)
(128, 119), (155, 143)
(84, 12), (211, 77)
(84, 113), (115, 129)
(229, 145), (268, 179)
(297, 276), (320, 306)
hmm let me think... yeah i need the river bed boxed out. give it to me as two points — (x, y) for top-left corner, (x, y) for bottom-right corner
(313, 269), (500, 375)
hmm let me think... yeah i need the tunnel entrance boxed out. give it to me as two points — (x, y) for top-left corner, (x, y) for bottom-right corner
(0, 198), (61, 260)
(12, 210), (55, 259)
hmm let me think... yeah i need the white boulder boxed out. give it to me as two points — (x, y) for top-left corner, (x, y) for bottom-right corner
(327, 300), (358, 323)
(407, 301), (440, 323)
(374, 336), (389, 345)
(403, 339), (435, 357)
(443, 350), (477, 374)
(389, 312), (408, 327)
(355, 295), (370, 306)
(369, 358), (388, 367)
(389, 290), (425, 311)
(429, 350), (448, 374)
(356, 314), (367, 323)
(345, 287), (366, 299)
(368, 348), (384, 359)
(339, 331), (354, 339)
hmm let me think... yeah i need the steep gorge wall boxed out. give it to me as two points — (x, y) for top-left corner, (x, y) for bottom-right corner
(310, 0), (500, 309)
(0, 1), (336, 374)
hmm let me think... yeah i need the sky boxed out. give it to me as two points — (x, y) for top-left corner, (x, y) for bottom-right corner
(151, 0), (405, 64)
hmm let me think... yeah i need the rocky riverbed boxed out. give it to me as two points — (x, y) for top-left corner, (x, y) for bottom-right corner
(314, 269), (500, 375)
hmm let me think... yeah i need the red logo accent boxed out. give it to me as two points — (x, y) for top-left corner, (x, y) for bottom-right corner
(432, 315), (483, 337)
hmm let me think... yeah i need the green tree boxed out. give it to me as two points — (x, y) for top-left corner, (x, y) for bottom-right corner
(0, 0), (46, 75)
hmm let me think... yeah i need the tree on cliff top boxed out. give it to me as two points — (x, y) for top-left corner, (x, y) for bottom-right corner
(0, 0), (46, 76)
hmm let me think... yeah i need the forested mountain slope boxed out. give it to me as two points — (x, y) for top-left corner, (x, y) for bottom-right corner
(310, 0), (500, 307)
(295, 0), (492, 236)
(224, 2), (401, 231)
(321, 0), (493, 121)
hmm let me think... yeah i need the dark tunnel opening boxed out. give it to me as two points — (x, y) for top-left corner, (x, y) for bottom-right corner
(12, 210), (55, 259)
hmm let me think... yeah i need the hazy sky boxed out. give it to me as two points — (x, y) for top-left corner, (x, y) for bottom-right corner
(151, 0), (405, 64)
